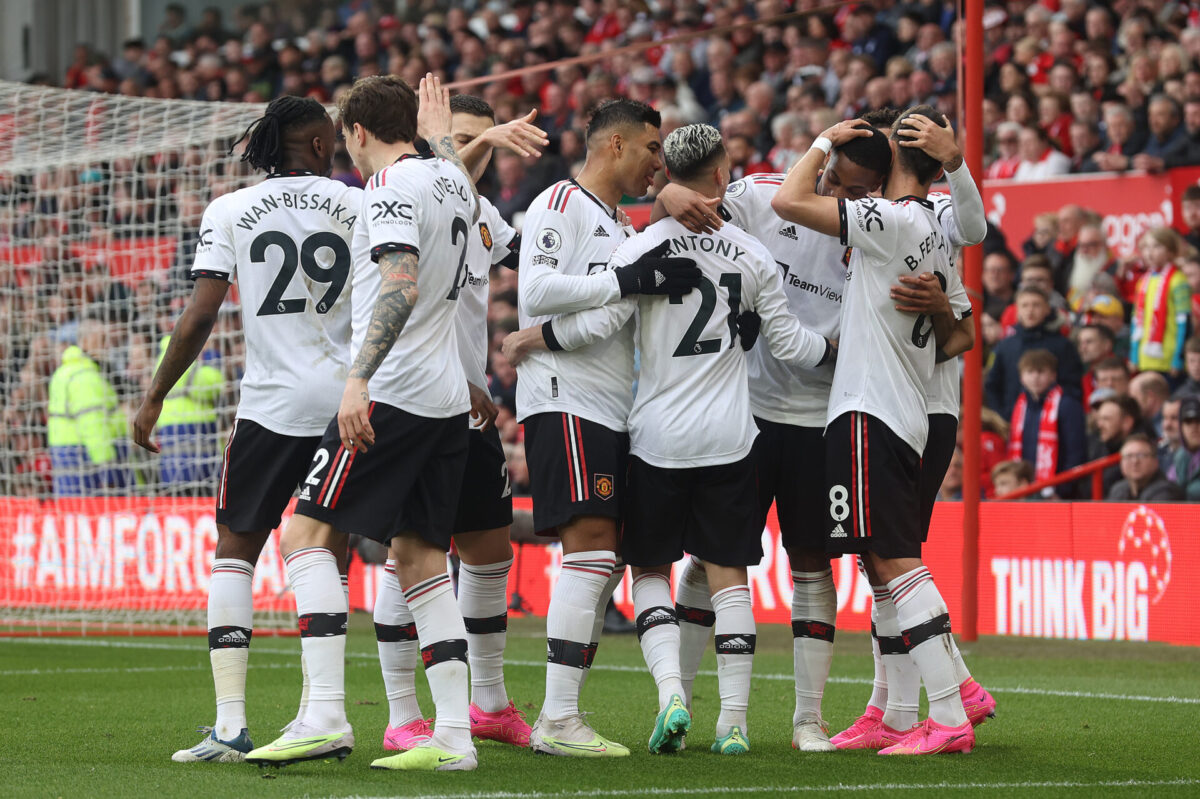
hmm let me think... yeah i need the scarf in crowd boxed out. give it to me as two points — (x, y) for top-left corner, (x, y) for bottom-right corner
(1009, 385), (1063, 481)
(1135, 264), (1179, 356)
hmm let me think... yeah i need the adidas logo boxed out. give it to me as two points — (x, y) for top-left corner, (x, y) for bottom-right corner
(716, 636), (754, 653)
(217, 630), (249, 645)
(830, 523), (847, 538)
(654, 269), (666, 286)
(779, 225), (798, 240)
(640, 611), (675, 628)
(593, 225), (609, 237)
(298, 486), (311, 501)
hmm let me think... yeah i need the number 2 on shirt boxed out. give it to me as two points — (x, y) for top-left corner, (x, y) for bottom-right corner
(670, 273), (742, 357)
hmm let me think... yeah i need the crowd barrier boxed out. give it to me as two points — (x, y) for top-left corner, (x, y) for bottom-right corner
(1, 497), (1194, 646)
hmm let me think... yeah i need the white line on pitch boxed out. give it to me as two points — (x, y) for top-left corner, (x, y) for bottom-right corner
(5, 638), (1199, 705)
(302, 778), (1200, 799)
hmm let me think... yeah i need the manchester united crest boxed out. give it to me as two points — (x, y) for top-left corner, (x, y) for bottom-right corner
(595, 473), (614, 500)
(479, 222), (493, 250)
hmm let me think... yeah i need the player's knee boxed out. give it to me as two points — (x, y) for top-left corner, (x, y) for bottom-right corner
(787, 547), (832, 573)
(389, 531), (448, 587)
(454, 527), (513, 565)
(559, 515), (618, 554)
(279, 513), (338, 557)
(214, 525), (271, 562)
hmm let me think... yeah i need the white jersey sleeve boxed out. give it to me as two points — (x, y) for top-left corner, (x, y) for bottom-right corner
(191, 195), (237, 281)
(721, 175), (779, 231)
(748, 251), (829, 369)
(937, 164), (987, 248)
(546, 235), (641, 350)
(518, 197), (621, 317)
(487, 206), (519, 266)
(839, 196), (901, 263)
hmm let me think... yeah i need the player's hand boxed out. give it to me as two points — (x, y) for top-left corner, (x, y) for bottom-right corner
(416, 73), (453, 140)
(735, 310), (761, 351)
(500, 326), (545, 366)
(484, 109), (549, 158)
(659, 183), (723, 234)
(890, 272), (950, 315)
(895, 114), (962, 170)
(338, 378), (376, 453)
(130, 397), (163, 454)
(818, 337), (838, 367)
(613, 240), (702, 297)
(616, 207), (633, 227)
(468, 382), (499, 432)
(820, 119), (874, 147)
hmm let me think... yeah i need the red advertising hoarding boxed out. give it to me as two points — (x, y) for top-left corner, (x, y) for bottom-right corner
(1, 497), (1194, 645)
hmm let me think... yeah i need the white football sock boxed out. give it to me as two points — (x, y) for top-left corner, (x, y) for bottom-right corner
(712, 585), (755, 738)
(284, 547), (348, 732)
(458, 558), (512, 713)
(632, 572), (683, 710)
(578, 560), (624, 695)
(949, 636), (972, 684)
(675, 557), (714, 708)
(405, 572), (472, 752)
(790, 568), (836, 726)
(866, 585), (888, 713)
(888, 567), (968, 727)
(873, 585), (919, 730)
(375, 560), (422, 728)
(208, 558), (254, 741)
(542, 551), (614, 720)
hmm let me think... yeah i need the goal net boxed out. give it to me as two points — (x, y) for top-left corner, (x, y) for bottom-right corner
(0, 80), (303, 634)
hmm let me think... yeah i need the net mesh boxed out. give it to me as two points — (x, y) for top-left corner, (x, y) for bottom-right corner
(0, 81), (301, 634)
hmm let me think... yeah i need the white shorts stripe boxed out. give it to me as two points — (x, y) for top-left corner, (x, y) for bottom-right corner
(854, 414), (866, 537)
(218, 419), (238, 509)
(322, 450), (351, 508)
(566, 414), (584, 502)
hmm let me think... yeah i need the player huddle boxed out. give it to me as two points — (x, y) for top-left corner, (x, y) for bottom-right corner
(134, 73), (993, 774)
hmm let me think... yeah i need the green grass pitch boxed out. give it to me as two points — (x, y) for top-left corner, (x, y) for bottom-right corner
(4, 616), (1199, 798)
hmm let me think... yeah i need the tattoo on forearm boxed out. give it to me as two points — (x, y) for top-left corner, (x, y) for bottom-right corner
(350, 251), (420, 380)
(428, 134), (481, 201)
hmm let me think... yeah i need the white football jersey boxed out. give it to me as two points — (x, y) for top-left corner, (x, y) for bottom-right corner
(350, 153), (477, 418)
(516, 179), (635, 431)
(191, 172), (361, 436)
(455, 197), (518, 390)
(722, 174), (844, 427)
(828, 195), (955, 455)
(550, 217), (828, 469)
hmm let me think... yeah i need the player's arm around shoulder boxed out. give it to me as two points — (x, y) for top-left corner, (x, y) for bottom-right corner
(772, 121), (872, 237)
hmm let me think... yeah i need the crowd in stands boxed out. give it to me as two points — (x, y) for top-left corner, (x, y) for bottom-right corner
(4, 0), (1200, 502)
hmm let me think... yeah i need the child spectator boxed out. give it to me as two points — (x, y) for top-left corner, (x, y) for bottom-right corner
(991, 459), (1035, 498)
(1130, 227), (1192, 383)
(987, 286), (1084, 417)
(1008, 349), (1087, 497)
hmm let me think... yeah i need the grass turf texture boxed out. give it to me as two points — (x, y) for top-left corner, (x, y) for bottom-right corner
(4, 616), (1199, 799)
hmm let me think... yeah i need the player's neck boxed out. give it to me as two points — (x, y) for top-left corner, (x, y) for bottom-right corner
(672, 178), (720, 202)
(882, 172), (928, 202)
(361, 140), (418, 179)
(575, 160), (622, 209)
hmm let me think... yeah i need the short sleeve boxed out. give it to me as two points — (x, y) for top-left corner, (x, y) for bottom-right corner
(838, 197), (899, 264)
(365, 173), (422, 263)
(190, 197), (236, 282)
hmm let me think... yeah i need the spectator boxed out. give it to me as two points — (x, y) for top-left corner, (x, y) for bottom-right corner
(986, 285), (1085, 418)
(1108, 433), (1185, 501)
(46, 316), (128, 496)
(1093, 355), (1133, 397)
(1091, 104), (1144, 171)
(979, 407), (1011, 498)
(1081, 294), (1130, 358)
(153, 335), (223, 496)
(1166, 396), (1200, 499)
(999, 256), (1071, 336)
(1140, 96), (1200, 171)
(1159, 397), (1183, 473)
(1052, 204), (1088, 293)
(1066, 222), (1116, 304)
(1130, 371), (1171, 437)
(1182, 185), (1200, 252)
(1088, 395), (1143, 496)
(1068, 119), (1103, 172)
(986, 121), (1023, 179)
(1173, 336), (1200, 400)
(1129, 227), (1192, 384)
(991, 459), (1035, 498)
(1014, 125), (1071, 181)
(938, 446), (965, 501)
(1133, 95), (1187, 164)
(1077, 323), (1117, 407)
(1007, 349), (1087, 498)
(982, 250), (1017, 322)
(845, 5), (898, 72)
(1183, 255), (1200, 333)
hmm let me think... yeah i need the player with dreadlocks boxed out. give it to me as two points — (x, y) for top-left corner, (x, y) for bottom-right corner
(133, 94), (364, 764)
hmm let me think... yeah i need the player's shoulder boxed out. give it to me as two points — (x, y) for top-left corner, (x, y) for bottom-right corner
(530, 180), (574, 212)
(726, 172), (783, 200)
(365, 152), (436, 192)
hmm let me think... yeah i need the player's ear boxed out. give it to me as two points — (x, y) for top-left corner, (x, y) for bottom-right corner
(611, 132), (623, 158)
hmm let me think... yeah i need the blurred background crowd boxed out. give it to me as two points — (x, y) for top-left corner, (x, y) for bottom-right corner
(2, 0), (1199, 504)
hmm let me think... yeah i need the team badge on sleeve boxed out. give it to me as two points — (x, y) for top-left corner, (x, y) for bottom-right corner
(595, 473), (614, 500)
(537, 228), (563, 253)
(479, 222), (493, 250)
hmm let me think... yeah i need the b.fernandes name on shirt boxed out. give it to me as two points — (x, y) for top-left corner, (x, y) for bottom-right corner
(234, 192), (357, 231)
(903, 228), (949, 271)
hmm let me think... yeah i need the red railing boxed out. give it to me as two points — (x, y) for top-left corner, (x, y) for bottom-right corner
(997, 453), (1122, 501)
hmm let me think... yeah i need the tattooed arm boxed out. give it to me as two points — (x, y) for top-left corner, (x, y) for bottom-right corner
(417, 72), (481, 220)
(132, 277), (228, 453)
(338, 250), (420, 452)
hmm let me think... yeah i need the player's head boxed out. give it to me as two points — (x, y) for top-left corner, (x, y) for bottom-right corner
(585, 98), (663, 197)
(818, 126), (892, 200)
(860, 107), (902, 136)
(890, 104), (949, 186)
(236, 96), (334, 176)
(337, 75), (418, 175)
(662, 124), (728, 196)
(450, 94), (496, 184)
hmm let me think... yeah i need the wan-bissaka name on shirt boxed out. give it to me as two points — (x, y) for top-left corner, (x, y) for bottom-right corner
(667, 234), (746, 262)
(235, 192), (357, 231)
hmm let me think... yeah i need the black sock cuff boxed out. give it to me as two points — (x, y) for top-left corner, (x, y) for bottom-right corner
(464, 613), (508, 635)
(208, 626), (252, 649)
(548, 637), (593, 669)
(635, 605), (678, 640)
(421, 638), (468, 668)
(299, 612), (347, 637)
(374, 621), (418, 642)
(676, 603), (716, 627)
(714, 633), (757, 655)
(901, 612), (952, 651)
(791, 619), (835, 642)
